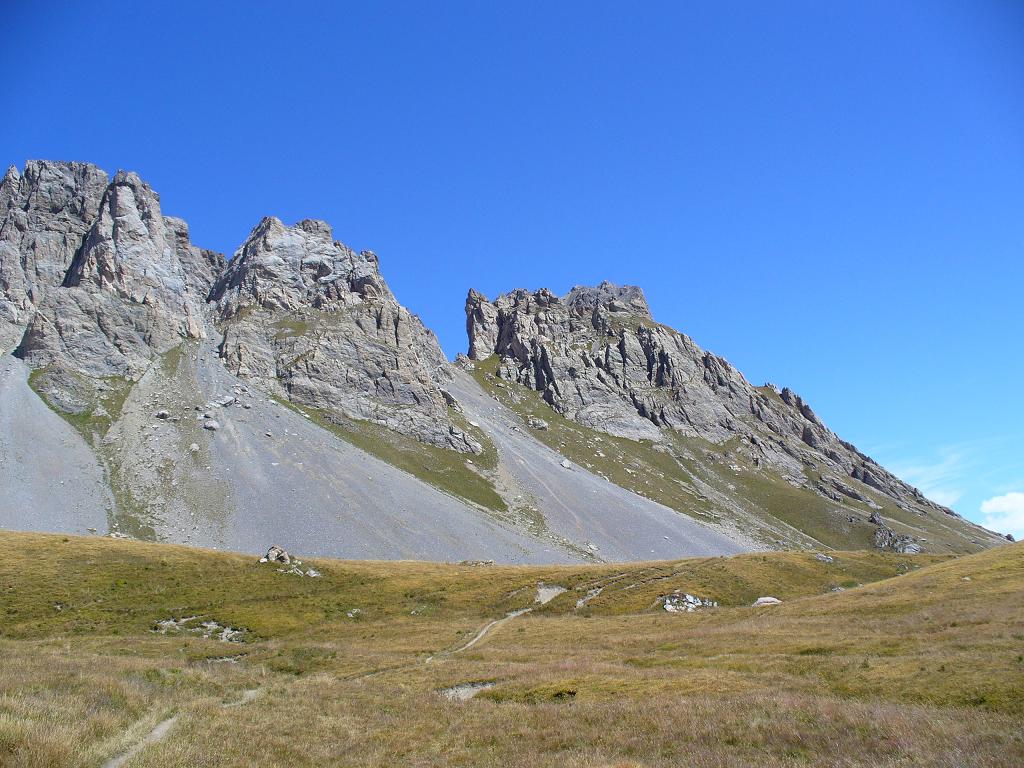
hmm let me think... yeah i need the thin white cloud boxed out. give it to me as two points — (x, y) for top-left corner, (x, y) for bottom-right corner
(980, 492), (1024, 539)
(927, 488), (963, 507)
(888, 447), (968, 509)
(868, 437), (1019, 525)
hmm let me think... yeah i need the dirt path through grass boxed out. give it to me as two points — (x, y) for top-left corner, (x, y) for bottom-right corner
(105, 580), (574, 768)
(102, 688), (263, 767)
(432, 607), (533, 659)
(103, 714), (179, 768)
(429, 583), (567, 660)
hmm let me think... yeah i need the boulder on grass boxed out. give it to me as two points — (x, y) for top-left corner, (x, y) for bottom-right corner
(260, 545), (290, 564)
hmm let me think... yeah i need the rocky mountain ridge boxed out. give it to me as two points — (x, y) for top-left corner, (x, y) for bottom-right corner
(0, 160), (467, 451)
(465, 281), (953, 526)
(0, 160), (1009, 559)
(210, 215), (475, 452)
(0, 161), (109, 350)
(13, 167), (222, 378)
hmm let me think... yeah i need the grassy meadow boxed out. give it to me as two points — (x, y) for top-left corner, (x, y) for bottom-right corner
(0, 531), (1021, 766)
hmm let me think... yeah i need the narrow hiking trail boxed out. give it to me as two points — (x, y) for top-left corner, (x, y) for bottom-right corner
(427, 608), (531, 662)
(101, 585), (568, 765)
(103, 715), (179, 768)
(101, 689), (263, 767)
(428, 583), (567, 661)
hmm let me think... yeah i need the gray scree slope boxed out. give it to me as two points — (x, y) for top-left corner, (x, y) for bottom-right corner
(186, 338), (569, 562)
(445, 369), (748, 559)
(0, 354), (111, 534)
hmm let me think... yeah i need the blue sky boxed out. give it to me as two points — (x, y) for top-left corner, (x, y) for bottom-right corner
(3, 2), (1022, 535)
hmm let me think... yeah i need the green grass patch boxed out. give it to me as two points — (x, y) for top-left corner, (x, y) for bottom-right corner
(275, 398), (508, 514)
(27, 365), (134, 445)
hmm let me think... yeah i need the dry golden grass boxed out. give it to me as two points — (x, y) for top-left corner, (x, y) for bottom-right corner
(0, 532), (1020, 766)
(0, 637), (259, 767)
(142, 686), (1023, 767)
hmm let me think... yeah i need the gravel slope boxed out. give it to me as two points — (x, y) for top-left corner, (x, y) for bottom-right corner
(0, 344), (748, 562)
(446, 370), (750, 560)
(0, 354), (111, 534)
(183, 343), (574, 563)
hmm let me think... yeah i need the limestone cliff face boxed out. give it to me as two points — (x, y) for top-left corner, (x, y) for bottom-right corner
(466, 281), (949, 518)
(210, 217), (477, 452)
(0, 161), (110, 350)
(14, 170), (221, 377)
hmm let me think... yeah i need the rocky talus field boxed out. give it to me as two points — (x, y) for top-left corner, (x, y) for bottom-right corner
(0, 160), (1008, 561)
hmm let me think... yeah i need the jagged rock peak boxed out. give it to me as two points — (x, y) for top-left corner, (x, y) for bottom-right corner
(565, 281), (651, 317)
(0, 161), (113, 349)
(294, 218), (334, 238)
(9, 161), (222, 376)
(470, 281), (651, 318)
(211, 215), (476, 453)
(466, 276), (959, 519)
(1, 161), (112, 226)
(65, 170), (179, 293)
(0, 165), (20, 201)
(465, 281), (652, 361)
(211, 216), (388, 317)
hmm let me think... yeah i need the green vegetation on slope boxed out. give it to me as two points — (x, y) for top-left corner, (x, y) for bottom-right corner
(275, 398), (509, 515)
(27, 364), (134, 444)
(469, 357), (848, 548)
(470, 359), (720, 516)
(26, 362), (152, 535)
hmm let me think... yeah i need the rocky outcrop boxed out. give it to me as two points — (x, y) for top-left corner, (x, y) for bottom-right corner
(0, 161), (109, 349)
(661, 592), (718, 612)
(872, 518), (923, 554)
(12, 166), (221, 377)
(210, 217), (478, 452)
(260, 545), (291, 564)
(466, 281), (953, 520)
